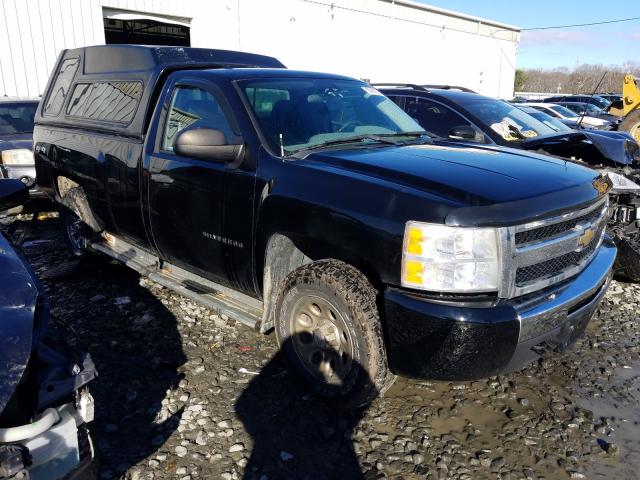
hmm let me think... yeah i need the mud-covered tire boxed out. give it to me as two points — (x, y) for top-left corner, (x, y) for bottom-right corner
(61, 207), (90, 257)
(614, 233), (640, 282)
(274, 259), (395, 409)
(619, 110), (640, 143)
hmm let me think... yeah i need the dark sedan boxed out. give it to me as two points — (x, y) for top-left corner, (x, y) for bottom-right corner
(0, 98), (40, 193)
(543, 94), (611, 110)
(556, 101), (620, 124)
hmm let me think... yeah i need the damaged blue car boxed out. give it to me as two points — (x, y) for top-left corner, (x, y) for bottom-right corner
(0, 179), (97, 480)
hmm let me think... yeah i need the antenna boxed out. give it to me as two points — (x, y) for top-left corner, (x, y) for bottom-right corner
(577, 71), (607, 129)
(279, 133), (285, 159)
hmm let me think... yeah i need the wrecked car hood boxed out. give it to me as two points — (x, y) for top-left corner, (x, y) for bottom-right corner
(521, 130), (637, 166)
(0, 232), (43, 413)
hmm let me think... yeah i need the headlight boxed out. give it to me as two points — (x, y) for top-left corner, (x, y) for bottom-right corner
(1, 148), (34, 165)
(604, 171), (640, 194)
(401, 222), (501, 292)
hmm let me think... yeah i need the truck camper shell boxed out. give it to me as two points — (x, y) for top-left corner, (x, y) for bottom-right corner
(35, 45), (285, 138)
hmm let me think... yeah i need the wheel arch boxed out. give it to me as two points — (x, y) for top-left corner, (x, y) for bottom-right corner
(258, 229), (385, 334)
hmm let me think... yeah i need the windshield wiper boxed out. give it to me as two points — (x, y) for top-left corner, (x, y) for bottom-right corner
(290, 131), (430, 157)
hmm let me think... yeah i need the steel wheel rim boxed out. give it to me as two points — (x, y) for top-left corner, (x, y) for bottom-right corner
(289, 295), (354, 385)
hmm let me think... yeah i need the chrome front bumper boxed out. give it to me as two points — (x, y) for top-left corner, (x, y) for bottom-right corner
(503, 237), (616, 372)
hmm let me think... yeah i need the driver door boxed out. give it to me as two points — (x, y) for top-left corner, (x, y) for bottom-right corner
(146, 79), (255, 290)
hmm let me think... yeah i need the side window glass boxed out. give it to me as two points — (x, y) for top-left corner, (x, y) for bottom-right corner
(387, 95), (404, 108)
(162, 86), (234, 151)
(66, 81), (142, 123)
(44, 57), (80, 116)
(405, 97), (470, 138)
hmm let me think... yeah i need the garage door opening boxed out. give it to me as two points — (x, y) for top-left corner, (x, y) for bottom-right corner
(103, 9), (191, 46)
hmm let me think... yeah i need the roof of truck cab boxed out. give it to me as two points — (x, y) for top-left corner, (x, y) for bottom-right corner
(176, 68), (358, 82)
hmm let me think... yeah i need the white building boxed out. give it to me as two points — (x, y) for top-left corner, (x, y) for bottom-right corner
(0, 0), (520, 99)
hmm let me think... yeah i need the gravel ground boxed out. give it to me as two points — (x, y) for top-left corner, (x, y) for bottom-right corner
(4, 215), (640, 480)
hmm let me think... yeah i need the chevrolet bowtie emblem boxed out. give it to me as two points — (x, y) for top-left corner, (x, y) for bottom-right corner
(577, 226), (596, 249)
(592, 176), (611, 196)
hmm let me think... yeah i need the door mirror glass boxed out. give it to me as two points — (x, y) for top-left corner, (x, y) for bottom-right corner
(0, 179), (29, 211)
(174, 128), (242, 162)
(449, 125), (483, 142)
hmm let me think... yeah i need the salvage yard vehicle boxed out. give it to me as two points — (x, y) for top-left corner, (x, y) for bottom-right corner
(379, 84), (640, 282)
(0, 179), (97, 480)
(522, 102), (612, 130)
(0, 98), (42, 196)
(35, 46), (616, 407)
(555, 101), (620, 126)
(543, 94), (611, 110)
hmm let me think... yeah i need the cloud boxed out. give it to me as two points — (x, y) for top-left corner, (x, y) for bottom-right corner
(621, 31), (640, 41)
(520, 30), (592, 46)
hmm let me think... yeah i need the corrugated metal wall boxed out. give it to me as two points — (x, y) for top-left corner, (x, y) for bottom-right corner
(0, 0), (184, 97)
(0, 0), (520, 99)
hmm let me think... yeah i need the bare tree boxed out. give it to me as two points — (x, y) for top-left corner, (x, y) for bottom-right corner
(517, 62), (640, 94)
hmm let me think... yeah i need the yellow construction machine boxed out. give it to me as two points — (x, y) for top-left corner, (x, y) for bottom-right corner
(609, 74), (640, 141)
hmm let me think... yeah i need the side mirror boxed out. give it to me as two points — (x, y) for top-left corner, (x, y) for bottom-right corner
(174, 128), (243, 162)
(448, 125), (483, 142)
(0, 179), (29, 211)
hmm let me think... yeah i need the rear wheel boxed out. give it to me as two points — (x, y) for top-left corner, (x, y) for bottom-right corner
(619, 110), (640, 143)
(274, 259), (395, 409)
(62, 207), (89, 257)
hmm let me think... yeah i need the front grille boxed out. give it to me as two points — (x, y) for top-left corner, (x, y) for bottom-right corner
(515, 205), (603, 246)
(515, 223), (602, 284)
(501, 197), (609, 298)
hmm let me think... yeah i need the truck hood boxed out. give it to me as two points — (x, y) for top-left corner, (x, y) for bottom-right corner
(0, 232), (42, 414)
(0, 133), (32, 151)
(306, 140), (600, 208)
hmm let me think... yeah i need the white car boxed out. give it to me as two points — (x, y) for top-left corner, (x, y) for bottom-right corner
(515, 102), (611, 130)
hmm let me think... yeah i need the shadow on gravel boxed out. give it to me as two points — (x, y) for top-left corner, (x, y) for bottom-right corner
(235, 335), (376, 480)
(12, 216), (187, 478)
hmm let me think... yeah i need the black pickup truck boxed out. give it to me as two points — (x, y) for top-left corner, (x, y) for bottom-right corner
(34, 45), (616, 407)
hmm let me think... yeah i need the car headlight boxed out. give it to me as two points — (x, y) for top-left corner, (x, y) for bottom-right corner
(1, 148), (34, 165)
(604, 171), (640, 194)
(401, 222), (501, 292)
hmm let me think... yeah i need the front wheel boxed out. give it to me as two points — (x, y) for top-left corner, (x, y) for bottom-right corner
(274, 260), (395, 409)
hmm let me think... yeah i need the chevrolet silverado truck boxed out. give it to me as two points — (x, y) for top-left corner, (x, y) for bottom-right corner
(34, 45), (616, 407)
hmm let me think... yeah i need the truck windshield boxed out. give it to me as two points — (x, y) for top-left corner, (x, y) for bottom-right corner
(458, 98), (556, 142)
(0, 102), (38, 135)
(240, 78), (424, 154)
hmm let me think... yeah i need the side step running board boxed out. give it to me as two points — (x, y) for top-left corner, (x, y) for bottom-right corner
(91, 233), (263, 330)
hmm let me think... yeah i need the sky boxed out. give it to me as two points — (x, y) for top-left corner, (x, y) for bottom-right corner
(417, 0), (640, 70)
